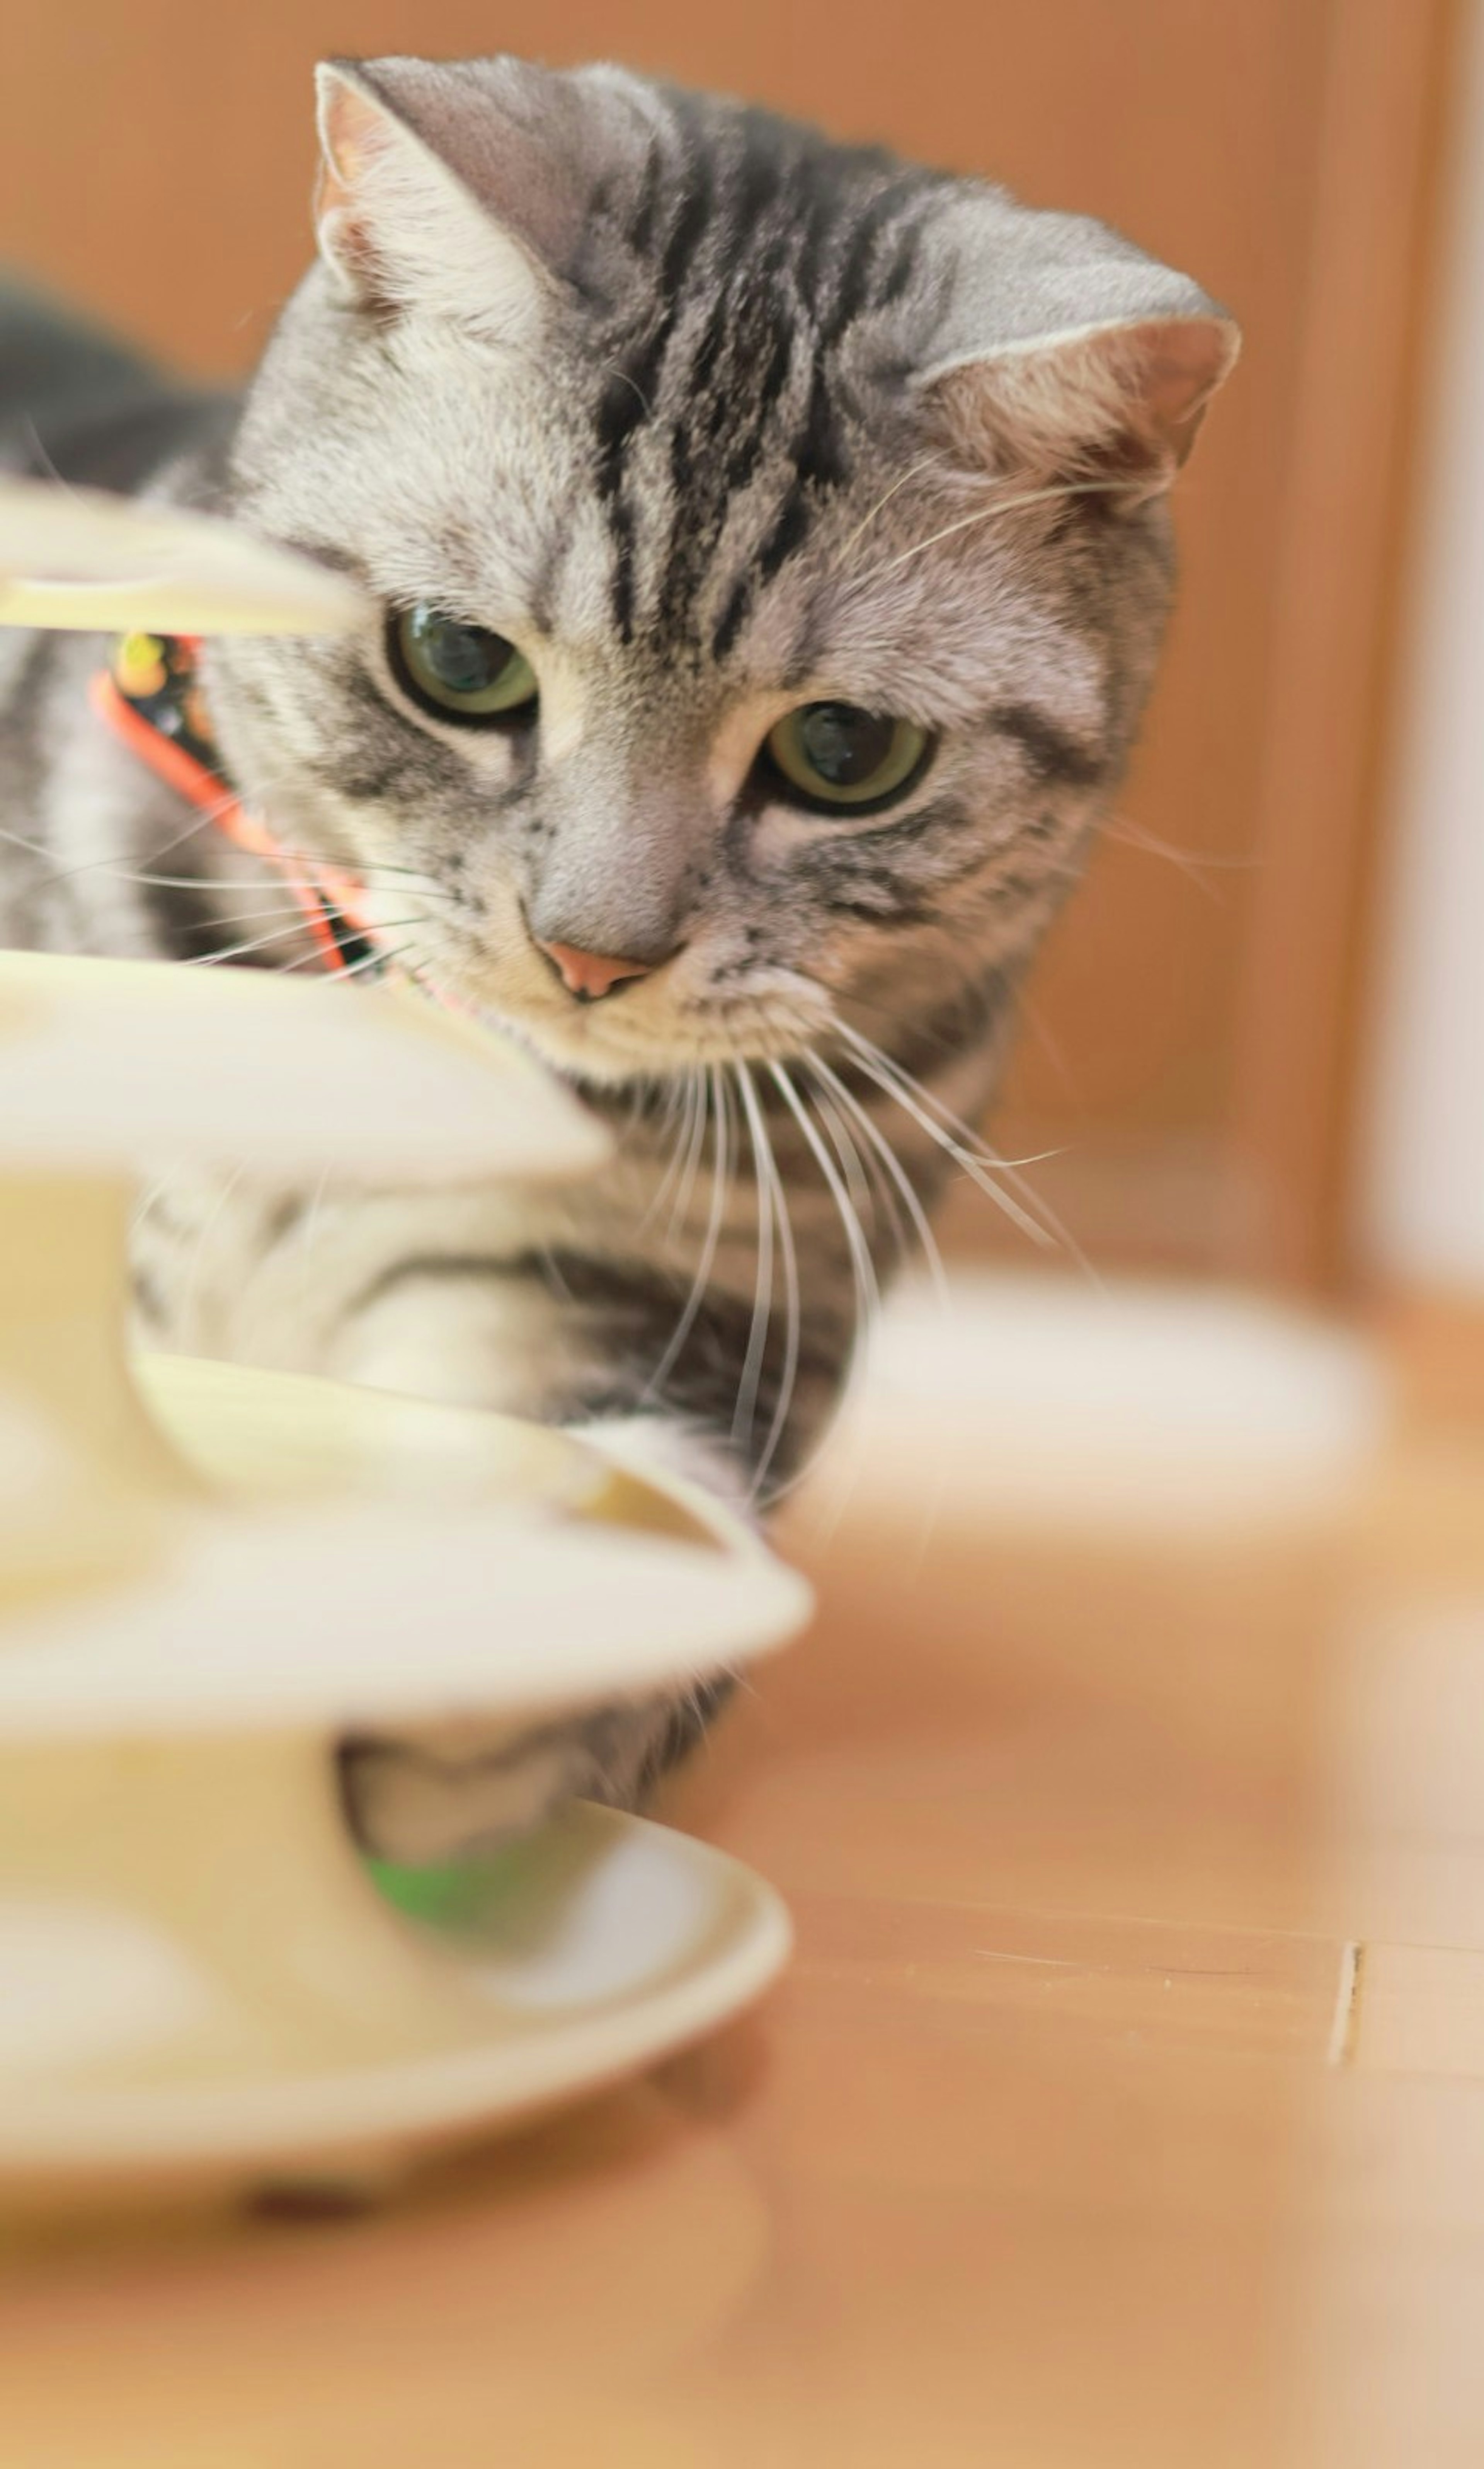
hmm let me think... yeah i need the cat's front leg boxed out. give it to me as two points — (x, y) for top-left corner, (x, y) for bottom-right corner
(336, 1417), (749, 1862)
(338, 1677), (735, 1861)
(156, 1187), (769, 1859)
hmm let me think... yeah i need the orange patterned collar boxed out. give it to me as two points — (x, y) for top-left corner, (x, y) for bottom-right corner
(92, 633), (381, 980)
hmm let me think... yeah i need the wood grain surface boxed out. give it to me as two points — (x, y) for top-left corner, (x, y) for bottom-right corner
(5, 1324), (1483, 2467)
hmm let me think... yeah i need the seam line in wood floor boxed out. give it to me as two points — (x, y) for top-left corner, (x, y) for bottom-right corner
(1326, 1938), (1365, 2066)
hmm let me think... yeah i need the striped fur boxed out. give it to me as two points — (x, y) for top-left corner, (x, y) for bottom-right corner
(0, 61), (1236, 1855)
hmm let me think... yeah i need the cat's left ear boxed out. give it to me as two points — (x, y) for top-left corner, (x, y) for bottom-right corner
(913, 199), (1239, 505)
(313, 58), (556, 340)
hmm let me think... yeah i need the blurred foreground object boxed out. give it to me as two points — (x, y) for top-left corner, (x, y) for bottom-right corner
(0, 472), (368, 636)
(841, 1269), (1388, 1528)
(0, 952), (805, 2213)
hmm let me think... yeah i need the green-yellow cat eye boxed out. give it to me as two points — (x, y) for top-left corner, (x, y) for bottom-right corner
(391, 605), (539, 722)
(762, 702), (931, 814)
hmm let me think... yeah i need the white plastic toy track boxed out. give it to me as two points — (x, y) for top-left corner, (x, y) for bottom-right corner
(0, 472), (370, 636)
(0, 949), (805, 2209)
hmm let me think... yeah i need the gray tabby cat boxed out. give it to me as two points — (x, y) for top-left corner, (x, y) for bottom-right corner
(0, 57), (1236, 1855)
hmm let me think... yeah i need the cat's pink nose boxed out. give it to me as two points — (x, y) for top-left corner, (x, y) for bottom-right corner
(536, 939), (656, 1002)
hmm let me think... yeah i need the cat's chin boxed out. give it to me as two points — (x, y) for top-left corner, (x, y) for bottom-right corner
(480, 1007), (813, 1092)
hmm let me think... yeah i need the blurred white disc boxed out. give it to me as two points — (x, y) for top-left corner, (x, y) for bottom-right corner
(842, 1269), (1388, 1526)
(0, 951), (607, 1184)
(0, 1495), (810, 1735)
(0, 473), (368, 635)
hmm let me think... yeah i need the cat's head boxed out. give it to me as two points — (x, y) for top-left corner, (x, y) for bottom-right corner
(213, 56), (1236, 1085)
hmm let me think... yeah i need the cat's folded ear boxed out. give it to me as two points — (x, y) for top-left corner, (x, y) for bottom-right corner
(313, 57), (567, 339)
(912, 199), (1239, 505)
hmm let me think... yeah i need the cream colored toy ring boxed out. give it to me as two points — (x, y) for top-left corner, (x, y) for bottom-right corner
(0, 949), (806, 2208)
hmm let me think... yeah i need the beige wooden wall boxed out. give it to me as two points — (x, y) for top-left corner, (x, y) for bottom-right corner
(0, 0), (1454, 1286)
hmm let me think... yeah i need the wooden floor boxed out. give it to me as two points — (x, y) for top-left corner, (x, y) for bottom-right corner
(7, 1311), (1484, 2466)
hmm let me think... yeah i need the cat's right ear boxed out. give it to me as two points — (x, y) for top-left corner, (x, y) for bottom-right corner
(313, 60), (551, 342)
(907, 197), (1239, 508)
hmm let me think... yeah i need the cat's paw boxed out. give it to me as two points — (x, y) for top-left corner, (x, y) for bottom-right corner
(337, 1681), (733, 1863)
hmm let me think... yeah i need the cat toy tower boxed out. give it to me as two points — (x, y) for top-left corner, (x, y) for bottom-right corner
(0, 483), (808, 2209)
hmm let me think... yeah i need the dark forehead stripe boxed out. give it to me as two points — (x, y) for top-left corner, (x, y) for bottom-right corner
(653, 263), (801, 640)
(622, 138), (665, 260)
(590, 99), (718, 640)
(592, 109), (717, 421)
(817, 174), (939, 349)
(585, 95), (945, 655)
(874, 204), (934, 311)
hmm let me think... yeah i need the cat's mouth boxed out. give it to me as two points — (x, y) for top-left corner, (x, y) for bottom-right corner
(466, 984), (722, 1085)
(382, 931), (696, 1084)
(353, 892), (828, 1085)
(452, 961), (819, 1090)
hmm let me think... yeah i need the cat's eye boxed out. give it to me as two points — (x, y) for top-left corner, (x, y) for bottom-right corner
(390, 605), (539, 722)
(762, 703), (931, 814)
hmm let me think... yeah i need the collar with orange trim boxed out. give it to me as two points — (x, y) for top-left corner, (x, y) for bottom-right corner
(91, 634), (383, 979)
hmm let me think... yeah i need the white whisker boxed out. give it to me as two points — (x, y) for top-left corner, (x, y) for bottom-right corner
(735, 1061), (800, 1501)
(182, 918), (326, 968)
(812, 1071), (877, 1232)
(831, 1020), (1042, 1170)
(330, 939), (417, 983)
(859, 475), (1134, 588)
(25, 778), (263, 893)
(0, 822), (49, 865)
(834, 1019), (1100, 1285)
(1101, 811), (1255, 896)
(769, 1058), (880, 1352)
(834, 453), (950, 561)
(643, 1062), (732, 1405)
(810, 1053), (950, 1308)
(121, 861), (456, 904)
(731, 1061), (774, 1453)
(667, 1065), (712, 1245)
(813, 1078), (899, 1256)
(640, 1067), (700, 1236)
(267, 935), (417, 985)
(183, 913), (427, 969)
(182, 896), (368, 933)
